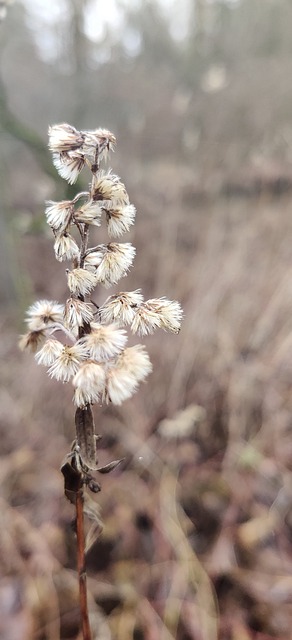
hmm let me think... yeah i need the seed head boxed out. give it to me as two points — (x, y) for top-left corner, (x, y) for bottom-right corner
(64, 298), (94, 329)
(74, 201), (103, 226)
(73, 362), (106, 407)
(45, 200), (74, 231)
(35, 338), (64, 366)
(49, 343), (88, 382)
(48, 124), (84, 153)
(105, 345), (152, 405)
(80, 324), (127, 361)
(105, 204), (136, 238)
(81, 128), (116, 163)
(131, 298), (183, 335)
(99, 290), (144, 326)
(92, 243), (136, 288)
(54, 233), (80, 262)
(92, 171), (129, 205)
(19, 330), (46, 353)
(52, 152), (86, 185)
(67, 268), (97, 296)
(25, 300), (65, 331)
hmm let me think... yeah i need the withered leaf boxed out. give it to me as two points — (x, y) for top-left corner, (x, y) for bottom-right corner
(60, 458), (82, 504)
(75, 405), (97, 470)
(97, 458), (124, 474)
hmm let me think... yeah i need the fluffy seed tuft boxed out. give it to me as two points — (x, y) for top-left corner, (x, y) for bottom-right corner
(105, 345), (152, 405)
(49, 343), (88, 382)
(73, 362), (106, 407)
(80, 324), (127, 361)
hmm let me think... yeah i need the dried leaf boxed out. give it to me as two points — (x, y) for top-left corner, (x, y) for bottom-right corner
(97, 459), (124, 474)
(60, 458), (82, 504)
(75, 406), (97, 470)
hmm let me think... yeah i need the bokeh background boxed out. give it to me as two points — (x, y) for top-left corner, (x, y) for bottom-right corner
(1, 1), (292, 638)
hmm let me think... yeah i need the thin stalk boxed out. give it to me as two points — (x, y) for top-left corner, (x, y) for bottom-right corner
(76, 485), (92, 640)
(80, 223), (90, 267)
(72, 191), (90, 204)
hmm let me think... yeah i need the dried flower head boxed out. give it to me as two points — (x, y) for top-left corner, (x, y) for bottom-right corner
(92, 171), (129, 205)
(35, 338), (64, 366)
(45, 200), (74, 231)
(80, 324), (127, 361)
(105, 345), (152, 405)
(131, 298), (183, 336)
(89, 243), (136, 288)
(147, 298), (183, 333)
(130, 305), (162, 336)
(105, 204), (136, 238)
(19, 330), (46, 353)
(81, 128), (116, 164)
(73, 362), (106, 407)
(52, 152), (85, 185)
(25, 300), (65, 331)
(49, 343), (88, 382)
(64, 298), (94, 329)
(67, 268), (97, 296)
(99, 290), (144, 326)
(74, 201), (103, 226)
(48, 124), (84, 153)
(54, 233), (80, 262)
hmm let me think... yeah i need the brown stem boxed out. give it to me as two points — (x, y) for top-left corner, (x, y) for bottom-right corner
(80, 223), (90, 267)
(76, 485), (92, 640)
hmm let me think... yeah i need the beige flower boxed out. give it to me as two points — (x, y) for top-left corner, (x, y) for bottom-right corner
(81, 128), (116, 164)
(48, 124), (84, 153)
(145, 298), (183, 334)
(92, 171), (129, 205)
(45, 200), (74, 231)
(99, 290), (144, 326)
(94, 243), (136, 288)
(25, 300), (65, 331)
(52, 151), (85, 185)
(130, 305), (161, 336)
(35, 338), (64, 366)
(19, 330), (46, 353)
(105, 204), (136, 238)
(105, 345), (152, 405)
(131, 298), (183, 335)
(64, 298), (94, 328)
(54, 233), (80, 262)
(74, 201), (103, 226)
(49, 343), (88, 382)
(67, 268), (97, 296)
(80, 324), (127, 361)
(73, 362), (106, 407)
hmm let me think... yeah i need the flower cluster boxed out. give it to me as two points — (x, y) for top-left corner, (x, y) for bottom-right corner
(21, 123), (182, 408)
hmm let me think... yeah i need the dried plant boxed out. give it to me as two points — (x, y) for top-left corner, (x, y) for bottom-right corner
(20, 123), (182, 639)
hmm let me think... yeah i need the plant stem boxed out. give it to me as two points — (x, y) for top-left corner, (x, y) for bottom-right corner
(80, 223), (90, 267)
(76, 485), (92, 640)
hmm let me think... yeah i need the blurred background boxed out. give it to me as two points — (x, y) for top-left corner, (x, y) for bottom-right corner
(1, 0), (292, 638)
